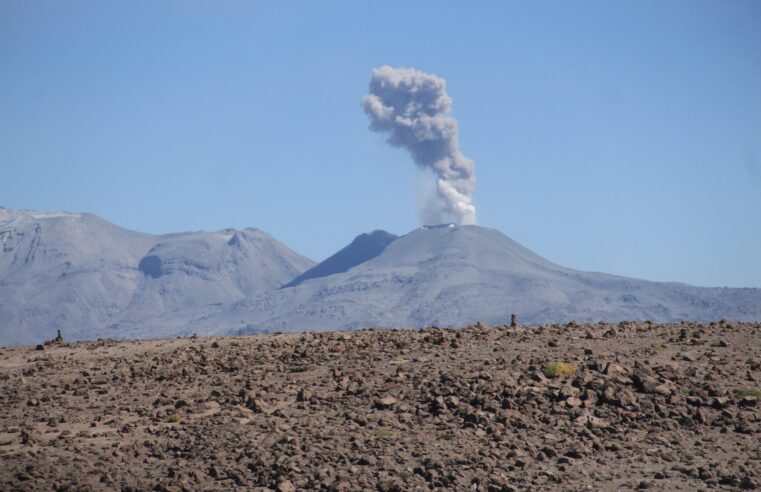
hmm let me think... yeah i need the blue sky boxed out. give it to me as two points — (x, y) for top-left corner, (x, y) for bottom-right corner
(2, 1), (760, 288)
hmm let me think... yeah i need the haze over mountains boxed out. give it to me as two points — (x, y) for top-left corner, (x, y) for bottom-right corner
(1, 207), (760, 345)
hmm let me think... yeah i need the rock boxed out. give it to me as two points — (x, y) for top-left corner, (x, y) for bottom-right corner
(739, 396), (758, 408)
(604, 363), (627, 377)
(712, 397), (730, 409)
(618, 389), (638, 407)
(429, 395), (443, 413)
(558, 385), (580, 399)
(247, 398), (269, 414)
(632, 373), (659, 394)
(653, 383), (673, 397)
(740, 476), (758, 490)
(531, 371), (548, 383)
(565, 397), (582, 408)
(374, 395), (397, 410)
(682, 352), (700, 362)
(575, 411), (609, 429)
(297, 388), (311, 402)
(277, 480), (296, 492)
(686, 396), (703, 407)
(601, 384), (618, 404)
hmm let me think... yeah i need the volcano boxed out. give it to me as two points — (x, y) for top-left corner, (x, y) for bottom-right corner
(1, 208), (760, 345)
(203, 224), (761, 335)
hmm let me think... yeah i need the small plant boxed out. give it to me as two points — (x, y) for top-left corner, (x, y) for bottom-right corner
(167, 413), (182, 423)
(734, 387), (761, 399)
(436, 431), (456, 441)
(374, 427), (392, 438)
(543, 362), (576, 378)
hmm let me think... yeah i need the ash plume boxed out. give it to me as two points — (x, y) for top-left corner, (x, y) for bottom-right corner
(362, 65), (477, 225)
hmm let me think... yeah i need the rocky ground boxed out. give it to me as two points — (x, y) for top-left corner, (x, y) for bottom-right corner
(1, 321), (760, 491)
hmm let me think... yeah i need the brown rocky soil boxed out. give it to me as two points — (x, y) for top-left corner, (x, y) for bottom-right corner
(1, 321), (760, 491)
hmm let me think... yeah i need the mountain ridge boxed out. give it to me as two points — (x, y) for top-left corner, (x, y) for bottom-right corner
(215, 224), (761, 335)
(282, 229), (398, 288)
(1, 207), (760, 345)
(0, 208), (314, 345)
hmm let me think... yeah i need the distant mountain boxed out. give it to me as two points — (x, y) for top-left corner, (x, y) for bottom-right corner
(199, 224), (761, 335)
(0, 208), (313, 345)
(282, 230), (398, 288)
(2, 208), (760, 345)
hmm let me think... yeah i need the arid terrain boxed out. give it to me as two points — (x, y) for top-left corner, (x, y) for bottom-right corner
(1, 321), (760, 491)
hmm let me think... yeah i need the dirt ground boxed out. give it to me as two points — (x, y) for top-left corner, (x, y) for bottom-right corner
(1, 320), (759, 491)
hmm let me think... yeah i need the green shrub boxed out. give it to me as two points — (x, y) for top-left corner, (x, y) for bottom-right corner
(543, 362), (576, 378)
(734, 387), (761, 399)
(374, 427), (391, 438)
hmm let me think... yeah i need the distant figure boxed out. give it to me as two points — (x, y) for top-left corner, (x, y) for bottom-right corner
(42, 329), (64, 347)
(510, 314), (518, 328)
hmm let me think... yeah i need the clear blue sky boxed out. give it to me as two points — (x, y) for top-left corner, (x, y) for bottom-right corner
(2, 1), (760, 288)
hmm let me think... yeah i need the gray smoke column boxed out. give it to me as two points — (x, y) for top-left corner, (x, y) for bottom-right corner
(362, 65), (477, 225)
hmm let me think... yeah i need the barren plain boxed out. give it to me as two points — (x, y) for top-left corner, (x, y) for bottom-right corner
(1, 321), (760, 491)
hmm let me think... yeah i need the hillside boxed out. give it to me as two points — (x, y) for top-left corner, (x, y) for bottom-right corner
(2, 208), (760, 345)
(282, 230), (398, 288)
(207, 225), (761, 335)
(0, 208), (313, 345)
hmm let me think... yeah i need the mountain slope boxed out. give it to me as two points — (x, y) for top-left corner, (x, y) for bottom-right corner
(3, 209), (759, 345)
(0, 209), (155, 345)
(282, 230), (398, 288)
(0, 208), (313, 345)
(200, 224), (761, 334)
